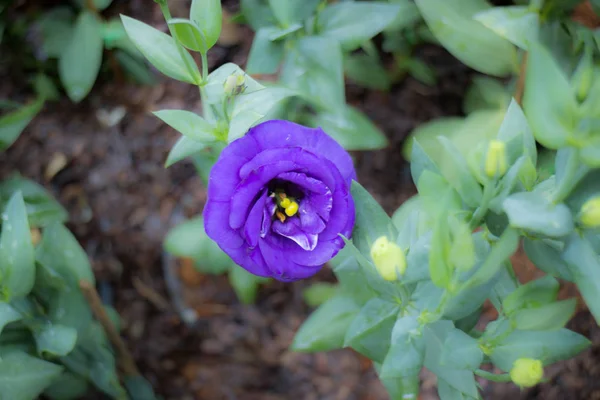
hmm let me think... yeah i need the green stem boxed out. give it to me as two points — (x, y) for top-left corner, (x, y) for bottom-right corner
(470, 181), (496, 230)
(158, 1), (201, 85)
(201, 51), (209, 85)
(552, 149), (580, 204)
(475, 369), (513, 383)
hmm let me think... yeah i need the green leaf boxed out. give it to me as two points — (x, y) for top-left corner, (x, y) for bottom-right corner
(511, 299), (577, 331)
(317, 2), (402, 51)
(44, 371), (89, 400)
(168, 18), (208, 54)
(463, 227), (519, 289)
(280, 36), (345, 112)
(228, 110), (263, 142)
(380, 338), (424, 381)
(229, 265), (266, 304)
(115, 50), (157, 85)
(33, 74), (60, 102)
(165, 137), (209, 168)
(503, 192), (574, 237)
(502, 275), (559, 315)
(233, 86), (295, 120)
(474, 6), (538, 50)
(306, 105), (388, 151)
(437, 136), (484, 208)
(204, 63), (266, 107)
(497, 99), (537, 164)
(35, 223), (95, 285)
(350, 181), (398, 257)
(240, 0), (276, 30)
(121, 15), (201, 84)
(124, 374), (158, 400)
(303, 283), (338, 308)
(440, 329), (483, 370)
(402, 118), (465, 161)
(0, 351), (63, 400)
(424, 321), (479, 398)
(291, 295), (360, 352)
(562, 234), (600, 324)
(415, 0), (517, 77)
(417, 171), (462, 220)
(0, 192), (35, 298)
(59, 11), (104, 103)
(344, 53), (391, 91)
(429, 216), (452, 288)
(523, 238), (572, 281)
(384, 0), (421, 32)
(0, 302), (21, 335)
(0, 98), (44, 151)
(344, 298), (400, 363)
(246, 27), (285, 75)
(0, 177), (68, 227)
(410, 139), (440, 186)
(330, 246), (377, 306)
(153, 110), (216, 142)
(523, 42), (578, 149)
(489, 329), (590, 371)
(437, 379), (477, 400)
(190, 0), (222, 49)
(164, 216), (233, 275)
(34, 324), (78, 357)
(37, 7), (75, 59)
(463, 76), (510, 114)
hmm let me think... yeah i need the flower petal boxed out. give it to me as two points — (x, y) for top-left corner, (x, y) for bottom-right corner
(258, 239), (321, 281)
(272, 218), (319, 251)
(242, 190), (267, 249)
(203, 200), (244, 249)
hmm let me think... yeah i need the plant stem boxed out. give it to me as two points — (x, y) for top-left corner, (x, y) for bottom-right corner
(158, 0), (202, 85)
(80, 280), (139, 376)
(514, 52), (528, 106)
(470, 181), (496, 230)
(475, 369), (513, 383)
(201, 51), (209, 85)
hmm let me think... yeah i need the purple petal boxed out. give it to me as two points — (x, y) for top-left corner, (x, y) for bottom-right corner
(272, 218), (319, 251)
(297, 200), (326, 235)
(242, 190), (266, 249)
(264, 233), (345, 267)
(277, 171), (333, 222)
(248, 120), (357, 183)
(261, 198), (275, 238)
(258, 239), (321, 281)
(225, 246), (271, 277)
(203, 200), (244, 249)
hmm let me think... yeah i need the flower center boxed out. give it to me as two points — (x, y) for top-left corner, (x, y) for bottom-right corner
(271, 190), (299, 223)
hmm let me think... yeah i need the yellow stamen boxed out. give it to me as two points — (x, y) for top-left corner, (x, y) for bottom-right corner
(276, 211), (286, 223)
(280, 198), (291, 208)
(285, 201), (299, 217)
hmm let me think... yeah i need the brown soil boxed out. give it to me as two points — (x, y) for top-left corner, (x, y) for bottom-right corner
(1, 1), (599, 399)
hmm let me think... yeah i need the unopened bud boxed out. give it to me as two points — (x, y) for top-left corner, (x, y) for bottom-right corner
(223, 73), (246, 96)
(510, 358), (543, 388)
(370, 236), (406, 281)
(484, 140), (508, 179)
(579, 196), (600, 228)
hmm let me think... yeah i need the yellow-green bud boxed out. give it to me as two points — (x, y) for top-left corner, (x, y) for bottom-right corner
(579, 196), (600, 228)
(223, 73), (246, 96)
(484, 140), (508, 178)
(370, 236), (406, 281)
(510, 358), (543, 388)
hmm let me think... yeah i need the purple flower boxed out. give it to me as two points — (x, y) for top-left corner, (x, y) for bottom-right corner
(204, 120), (356, 281)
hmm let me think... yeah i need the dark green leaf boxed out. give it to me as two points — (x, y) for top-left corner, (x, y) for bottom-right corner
(229, 265), (267, 304)
(0, 192), (35, 298)
(317, 2), (402, 51)
(37, 7), (75, 59)
(415, 0), (517, 77)
(291, 295), (360, 352)
(121, 15), (201, 84)
(0, 302), (21, 335)
(34, 324), (78, 357)
(503, 192), (574, 237)
(115, 50), (157, 85)
(59, 11), (104, 102)
(306, 106), (388, 151)
(344, 298), (400, 363)
(489, 329), (590, 371)
(44, 371), (89, 400)
(0, 98), (44, 151)
(523, 42), (578, 149)
(164, 216), (233, 275)
(523, 238), (572, 280)
(440, 328), (483, 370)
(36, 222), (95, 285)
(190, 0), (222, 49)
(246, 27), (285, 75)
(124, 374), (158, 400)
(72, 0), (113, 11)
(344, 53), (391, 91)
(0, 350), (63, 400)
(0, 176), (68, 227)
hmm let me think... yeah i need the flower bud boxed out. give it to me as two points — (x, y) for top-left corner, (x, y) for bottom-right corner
(224, 73), (246, 96)
(370, 236), (406, 281)
(510, 358), (543, 388)
(484, 140), (508, 179)
(579, 196), (600, 228)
